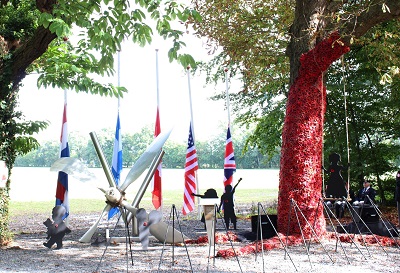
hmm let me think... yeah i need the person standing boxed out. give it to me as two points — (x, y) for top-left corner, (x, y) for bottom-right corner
(323, 153), (349, 198)
(395, 171), (400, 226)
(219, 178), (242, 230)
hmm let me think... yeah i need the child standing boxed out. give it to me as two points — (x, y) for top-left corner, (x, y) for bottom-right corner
(219, 178), (242, 230)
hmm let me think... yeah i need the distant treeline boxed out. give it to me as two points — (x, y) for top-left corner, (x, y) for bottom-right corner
(15, 126), (280, 169)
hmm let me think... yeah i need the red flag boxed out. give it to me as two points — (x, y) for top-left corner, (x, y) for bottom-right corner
(223, 125), (236, 186)
(151, 108), (162, 209)
(182, 123), (198, 215)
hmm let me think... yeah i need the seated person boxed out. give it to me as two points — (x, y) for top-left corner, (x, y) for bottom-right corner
(354, 179), (376, 205)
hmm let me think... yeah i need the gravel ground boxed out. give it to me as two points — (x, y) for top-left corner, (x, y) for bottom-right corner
(1, 209), (400, 273)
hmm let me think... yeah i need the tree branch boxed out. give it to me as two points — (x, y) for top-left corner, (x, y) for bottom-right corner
(341, 0), (400, 44)
(10, 26), (57, 90)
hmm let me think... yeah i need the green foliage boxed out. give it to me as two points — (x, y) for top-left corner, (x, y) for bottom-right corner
(324, 21), (400, 202)
(0, 0), (38, 42)
(15, 125), (280, 169)
(192, 0), (292, 158)
(0, 189), (12, 245)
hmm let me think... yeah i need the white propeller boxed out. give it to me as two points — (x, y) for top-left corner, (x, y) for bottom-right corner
(50, 157), (97, 184)
(120, 128), (172, 191)
(50, 127), (186, 245)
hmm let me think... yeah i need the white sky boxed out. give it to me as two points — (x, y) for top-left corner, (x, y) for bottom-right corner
(17, 35), (233, 144)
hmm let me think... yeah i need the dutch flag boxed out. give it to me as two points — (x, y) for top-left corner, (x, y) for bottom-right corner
(55, 96), (70, 220)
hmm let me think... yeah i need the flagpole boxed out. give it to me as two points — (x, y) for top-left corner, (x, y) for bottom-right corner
(63, 89), (68, 226)
(117, 50), (121, 109)
(186, 66), (201, 219)
(156, 49), (160, 111)
(187, 66), (195, 139)
(224, 68), (231, 128)
(155, 48), (162, 212)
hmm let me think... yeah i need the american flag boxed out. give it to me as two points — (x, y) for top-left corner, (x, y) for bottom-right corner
(182, 122), (198, 215)
(223, 125), (236, 186)
(108, 112), (122, 219)
(151, 108), (162, 209)
(55, 97), (70, 220)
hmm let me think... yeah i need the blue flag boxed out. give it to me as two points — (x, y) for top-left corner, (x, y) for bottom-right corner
(108, 113), (123, 219)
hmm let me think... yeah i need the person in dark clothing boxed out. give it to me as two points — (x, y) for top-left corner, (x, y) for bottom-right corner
(323, 153), (349, 198)
(192, 188), (218, 199)
(322, 153), (349, 218)
(192, 188), (219, 228)
(355, 179), (376, 204)
(395, 171), (400, 225)
(218, 178), (242, 230)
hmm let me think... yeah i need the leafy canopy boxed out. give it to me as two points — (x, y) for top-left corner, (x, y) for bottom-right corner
(22, 0), (201, 97)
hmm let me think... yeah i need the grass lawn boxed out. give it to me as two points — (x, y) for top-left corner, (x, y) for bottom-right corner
(10, 189), (278, 216)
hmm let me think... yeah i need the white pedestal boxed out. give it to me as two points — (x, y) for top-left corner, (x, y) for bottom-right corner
(199, 198), (219, 246)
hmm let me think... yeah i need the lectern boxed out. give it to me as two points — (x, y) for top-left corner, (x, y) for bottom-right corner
(199, 198), (219, 246)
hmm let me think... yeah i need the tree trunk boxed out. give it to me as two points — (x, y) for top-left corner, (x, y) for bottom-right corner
(278, 32), (349, 236)
(278, 0), (400, 237)
(0, 2), (57, 245)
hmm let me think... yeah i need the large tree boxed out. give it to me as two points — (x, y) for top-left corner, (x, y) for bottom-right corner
(193, 0), (400, 237)
(0, 0), (199, 244)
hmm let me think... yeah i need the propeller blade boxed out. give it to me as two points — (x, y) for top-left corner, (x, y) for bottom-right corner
(137, 210), (162, 249)
(120, 128), (172, 191)
(50, 157), (97, 183)
(120, 200), (185, 244)
(150, 221), (187, 244)
(79, 204), (111, 243)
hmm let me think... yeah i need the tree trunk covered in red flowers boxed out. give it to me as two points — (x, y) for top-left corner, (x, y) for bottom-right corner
(278, 32), (349, 237)
(278, 0), (400, 238)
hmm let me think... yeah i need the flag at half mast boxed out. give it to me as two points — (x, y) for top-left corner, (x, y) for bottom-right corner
(182, 122), (198, 215)
(108, 112), (122, 219)
(55, 94), (70, 219)
(223, 125), (236, 186)
(151, 107), (162, 209)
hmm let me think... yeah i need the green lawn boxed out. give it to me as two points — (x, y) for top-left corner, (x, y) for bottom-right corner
(10, 189), (278, 216)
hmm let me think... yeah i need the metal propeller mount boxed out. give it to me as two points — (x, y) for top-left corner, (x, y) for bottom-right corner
(50, 128), (186, 248)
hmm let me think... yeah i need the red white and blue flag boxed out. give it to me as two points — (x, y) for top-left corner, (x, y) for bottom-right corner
(55, 98), (70, 219)
(182, 122), (198, 215)
(151, 108), (162, 209)
(223, 125), (236, 186)
(108, 112), (122, 219)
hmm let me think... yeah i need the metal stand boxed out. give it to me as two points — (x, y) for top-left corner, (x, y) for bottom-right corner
(365, 195), (400, 249)
(345, 197), (394, 256)
(95, 208), (134, 272)
(207, 205), (217, 271)
(210, 204), (243, 273)
(285, 198), (334, 269)
(157, 204), (193, 273)
(321, 197), (366, 262)
(255, 202), (297, 272)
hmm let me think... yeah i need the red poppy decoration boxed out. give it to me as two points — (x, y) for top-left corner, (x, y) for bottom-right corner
(278, 32), (350, 238)
(216, 233), (397, 258)
(185, 231), (239, 245)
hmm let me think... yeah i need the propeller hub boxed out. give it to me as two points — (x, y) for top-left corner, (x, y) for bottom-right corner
(99, 187), (126, 207)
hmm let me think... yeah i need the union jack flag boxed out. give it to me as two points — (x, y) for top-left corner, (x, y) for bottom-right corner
(182, 122), (198, 215)
(223, 125), (236, 186)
